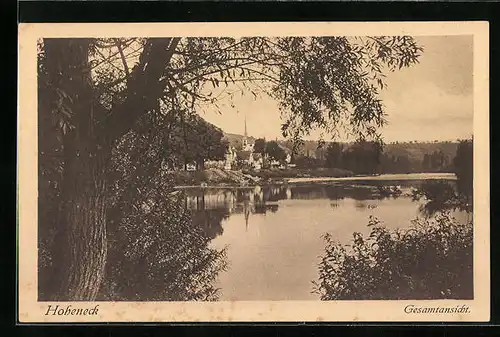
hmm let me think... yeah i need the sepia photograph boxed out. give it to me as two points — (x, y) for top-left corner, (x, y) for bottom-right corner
(18, 22), (489, 322)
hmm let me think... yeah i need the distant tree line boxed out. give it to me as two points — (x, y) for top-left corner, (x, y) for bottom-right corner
(422, 150), (449, 172)
(285, 138), (471, 176)
(290, 140), (384, 175)
(453, 139), (473, 197)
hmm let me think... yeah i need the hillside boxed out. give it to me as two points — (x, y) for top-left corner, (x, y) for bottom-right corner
(384, 141), (458, 164)
(224, 131), (462, 164)
(223, 132), (256, 146)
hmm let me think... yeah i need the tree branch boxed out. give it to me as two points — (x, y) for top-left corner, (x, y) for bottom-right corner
(115, 39), (130, 77)
(105, 37), (181, 142)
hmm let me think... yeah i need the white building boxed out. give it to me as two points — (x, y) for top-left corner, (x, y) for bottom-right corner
(224, 146), (237, 170)
(223, 116), (292, 171)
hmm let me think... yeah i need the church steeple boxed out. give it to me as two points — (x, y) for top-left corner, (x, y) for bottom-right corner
(244, 115), (248, 137)
(243, 115), (248, 147)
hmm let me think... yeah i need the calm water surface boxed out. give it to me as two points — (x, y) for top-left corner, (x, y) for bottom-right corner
(181, 173), (470, 301)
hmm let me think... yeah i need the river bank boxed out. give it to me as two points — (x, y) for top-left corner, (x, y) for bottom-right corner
(171, 168), (457, 189)
(170, 167), (353, 187)
(287, 172), (457, 183)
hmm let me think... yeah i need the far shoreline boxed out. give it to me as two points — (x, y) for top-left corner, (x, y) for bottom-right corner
(286, 172), (457, 183)
(173, 172), (457, 189)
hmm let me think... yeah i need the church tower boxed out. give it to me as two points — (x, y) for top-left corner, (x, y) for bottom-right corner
(243, 115), (248, 148)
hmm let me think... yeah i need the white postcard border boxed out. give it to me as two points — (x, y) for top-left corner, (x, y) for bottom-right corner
(18, 21), (490, 323)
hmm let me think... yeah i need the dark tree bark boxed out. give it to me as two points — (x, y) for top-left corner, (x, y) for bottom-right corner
(44, 39), (110, 300)
(55, 134), (110, 300)
(42, 37), (181, 300)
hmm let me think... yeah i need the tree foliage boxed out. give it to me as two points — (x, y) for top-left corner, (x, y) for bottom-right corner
(422, 150), (448, 172)
(274, 36), (422, 143)
(380, 153), (412, 174)
(453, 139), (473, 198)
(265, 140), (287, 162)
(163, 110), (228, 170)
(324, 140), (382, 175)
(253, 138), (266, 154)
(325, 142), (343, 169)
(84, 36), (423, 144)
(294, 156), (325, 169)
(313, 213), (473, 300)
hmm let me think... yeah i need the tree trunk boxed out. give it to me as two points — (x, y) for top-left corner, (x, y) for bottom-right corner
(54, 137), (110, 301)
(44, 39), (109, 301)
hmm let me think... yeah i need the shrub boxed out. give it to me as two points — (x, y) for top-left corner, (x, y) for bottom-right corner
(98, 131), (228, 301)
(313, 212), (473, 300)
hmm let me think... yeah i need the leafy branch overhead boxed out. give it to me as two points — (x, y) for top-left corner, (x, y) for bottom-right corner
(41, 36), (422, 145)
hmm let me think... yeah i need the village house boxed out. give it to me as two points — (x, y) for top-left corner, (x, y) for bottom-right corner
(220, 116), (292, 171)
(224, 146), (238, 170)
(252, 153), (263, 170)
(223, 116), (264, 171)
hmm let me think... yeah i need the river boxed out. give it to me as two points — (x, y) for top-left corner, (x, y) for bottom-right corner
(180, 173), (471, 301)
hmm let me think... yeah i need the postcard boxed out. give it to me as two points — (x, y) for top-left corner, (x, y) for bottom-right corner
(18, 21), (489, 322)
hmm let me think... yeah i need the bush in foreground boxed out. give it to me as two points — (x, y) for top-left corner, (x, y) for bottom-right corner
(313, 212), (473, 300)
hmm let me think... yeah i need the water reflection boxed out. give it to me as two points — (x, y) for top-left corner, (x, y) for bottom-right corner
(411, 180), (473, 217)
(184, 183), (406, 209)
(184, 187), (282, 234)
(182, 179), (472, 236)
(178, 179), (471, 301)
(191, 208), (229, 240)
(182, 182), (416, 236)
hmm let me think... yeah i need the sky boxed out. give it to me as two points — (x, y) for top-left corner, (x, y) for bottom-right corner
(198, 35), (473, 143)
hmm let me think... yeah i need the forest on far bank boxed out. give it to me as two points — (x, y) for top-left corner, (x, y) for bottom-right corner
(225, 131), (471, 175)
